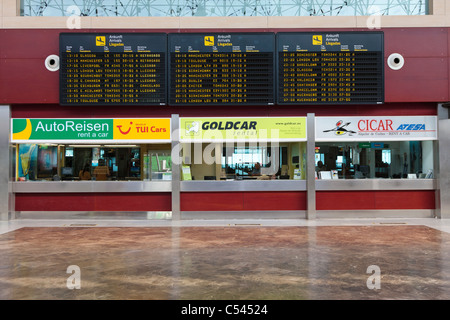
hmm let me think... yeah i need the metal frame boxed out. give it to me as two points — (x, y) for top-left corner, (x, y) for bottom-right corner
(306, 113), (316, 220)
(21, 0), (428, 17)
(0, 106), (11, 221)
(316, 209), (434, 218)
(316, 179), (436, 190)
(171, 114), (181, 220)
(180, 180), (306, 192)
(181, 210), (306, 219)
(12, 181), (172, 193)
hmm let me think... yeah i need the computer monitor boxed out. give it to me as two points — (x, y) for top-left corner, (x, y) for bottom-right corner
(61, 167), (73, 176)
(359, 165), (370, 174)
(65, 148), (73, 157)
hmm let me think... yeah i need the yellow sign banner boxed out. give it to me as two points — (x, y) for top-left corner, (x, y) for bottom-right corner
(180, 117), (307, 142)
(113, 118), (171, 140)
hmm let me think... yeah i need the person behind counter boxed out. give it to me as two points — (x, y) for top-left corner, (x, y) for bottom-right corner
(316, 161), (326, 172)
(251, 162), (261, 176)
(93, 159), (110, 181)
(79, 164), (91, 181)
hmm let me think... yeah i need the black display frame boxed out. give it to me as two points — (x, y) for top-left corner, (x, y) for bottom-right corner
(276, 31), (385, 105)
(58, 31), (385, 107)
(167, 32), (276, 106)
(59, 33), (167, 106)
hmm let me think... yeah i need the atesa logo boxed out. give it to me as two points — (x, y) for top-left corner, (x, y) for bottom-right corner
(396, 124), (426, 131)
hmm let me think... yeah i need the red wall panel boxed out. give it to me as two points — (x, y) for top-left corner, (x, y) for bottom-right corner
(383, 28), (447, 58)
(316, 190), (436, 210)
(1, 29), (60, 59)
(15, 192), (172, 211)
(181, 192), (245, 211)
(180, 191), (307, 211)
(1, 59), (59, 104)
(374, 190), (436, 210)
(0, 27), (449, 104)
(385, 57), (449, 102)
(243, 191), (306, 211)
(10, 102), (438, 119)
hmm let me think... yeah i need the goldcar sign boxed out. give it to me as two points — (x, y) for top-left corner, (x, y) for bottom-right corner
(179, 117), (307, 142)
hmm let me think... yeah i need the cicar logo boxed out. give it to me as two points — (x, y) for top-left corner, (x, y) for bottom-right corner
(358, 119), (393, 132)
(323, 120), (356, 136)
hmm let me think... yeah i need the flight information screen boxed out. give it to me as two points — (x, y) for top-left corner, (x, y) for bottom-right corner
(168, 33), (275, 105)
(277, 32), (384, 105)
(59, 33), (166, 106)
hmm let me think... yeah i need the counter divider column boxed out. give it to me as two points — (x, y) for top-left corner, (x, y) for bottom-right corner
(306, 113), (316, 220)
(437, 104), (450, 218)
(0, 106), (10, 221)
(171, 114), (181, 221)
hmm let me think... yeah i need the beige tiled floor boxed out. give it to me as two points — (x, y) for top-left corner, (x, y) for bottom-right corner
(1, 217), (450, 300)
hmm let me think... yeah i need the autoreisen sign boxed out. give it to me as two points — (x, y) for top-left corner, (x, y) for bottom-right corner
(11, 118), (171, 143)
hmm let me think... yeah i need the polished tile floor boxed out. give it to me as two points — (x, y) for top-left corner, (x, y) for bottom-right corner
(2, 217), (450, 299)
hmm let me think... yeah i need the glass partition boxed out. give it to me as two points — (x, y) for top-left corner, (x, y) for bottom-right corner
(315, 140), (435, 179)
(181, 142), (306, 180)
(14, 143), (172, 181)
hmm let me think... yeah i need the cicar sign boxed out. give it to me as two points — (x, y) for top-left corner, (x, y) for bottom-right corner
(315, 116), (437, 141)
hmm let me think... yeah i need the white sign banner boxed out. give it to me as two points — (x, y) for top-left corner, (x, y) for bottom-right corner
(315, 116), (438, 141)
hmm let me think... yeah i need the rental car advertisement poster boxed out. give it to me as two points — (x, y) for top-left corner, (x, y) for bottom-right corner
(179, 117), (307, 142)
(11, 118), (171, 143)
(315, 116), (437, 141)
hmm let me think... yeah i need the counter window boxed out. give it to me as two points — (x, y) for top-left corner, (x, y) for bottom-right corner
(181, 142), (306, 180)
(14, 143), (172, 181)
(315, 141), (435, 179)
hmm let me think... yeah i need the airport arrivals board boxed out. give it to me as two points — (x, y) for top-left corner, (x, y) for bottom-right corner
(277, 32), (384, 104)
(168, 33), (275, 105)
(59, 33), (166, 106)
(59, 32), (385, 106)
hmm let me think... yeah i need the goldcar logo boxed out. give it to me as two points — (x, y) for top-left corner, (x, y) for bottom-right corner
(185, 121), (200, 136)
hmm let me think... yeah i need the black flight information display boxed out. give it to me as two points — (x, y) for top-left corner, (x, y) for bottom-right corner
(59, 33), (166, 106)
(277, 32), (384, 104)
(168, 33), (275, 105)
